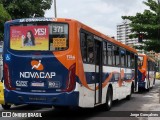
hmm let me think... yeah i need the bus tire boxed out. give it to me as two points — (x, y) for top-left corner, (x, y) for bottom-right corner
(1, 104), (11, 110)
(104, 87), (112, 111)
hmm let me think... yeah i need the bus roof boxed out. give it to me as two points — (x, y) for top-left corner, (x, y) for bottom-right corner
(63, 18), (137, 54)
(138, 54), (156, 62)
(6, 17), (137, 54)
(79, 22), (137, 53)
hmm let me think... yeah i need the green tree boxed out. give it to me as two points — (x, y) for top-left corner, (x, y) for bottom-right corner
(122, 0), (160, 53)
(0, 0), (53, 40)
(2, 0), (53, 19)
(0, 4), (11, 40)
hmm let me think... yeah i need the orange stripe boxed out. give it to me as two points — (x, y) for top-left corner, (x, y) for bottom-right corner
(79, 69), (134, 91)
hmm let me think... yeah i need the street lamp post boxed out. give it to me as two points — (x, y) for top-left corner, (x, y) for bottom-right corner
(54, 0), (57, 18)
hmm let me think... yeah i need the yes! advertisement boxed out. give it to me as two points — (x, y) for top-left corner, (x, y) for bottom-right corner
(10, 26), (49, 50)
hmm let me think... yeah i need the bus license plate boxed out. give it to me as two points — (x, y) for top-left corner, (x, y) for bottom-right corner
(31, 82), (44, 87)
(48, 81), (60, 88)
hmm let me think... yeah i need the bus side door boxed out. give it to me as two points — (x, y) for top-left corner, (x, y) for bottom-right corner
(94, 40), (102, 104)
(119, 49), (127, 99)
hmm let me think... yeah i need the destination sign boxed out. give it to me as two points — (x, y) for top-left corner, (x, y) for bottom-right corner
(19, 18), (56, 22)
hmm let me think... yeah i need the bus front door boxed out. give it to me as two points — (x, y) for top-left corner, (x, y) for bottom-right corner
(95, 40), (102, 104)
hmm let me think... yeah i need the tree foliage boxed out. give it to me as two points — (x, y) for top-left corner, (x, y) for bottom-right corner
(0, 4), (11, 40)
(122, 0), (160, 52)
(2, 0), (53, 19)
(0, 0), (53, 40)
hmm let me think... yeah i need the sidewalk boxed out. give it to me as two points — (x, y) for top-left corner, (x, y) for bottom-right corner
(139, 80), (160, 120)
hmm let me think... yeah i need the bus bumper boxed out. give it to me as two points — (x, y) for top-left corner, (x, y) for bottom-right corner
(138, 82), (146, 88)
(4, 90), (79, 106)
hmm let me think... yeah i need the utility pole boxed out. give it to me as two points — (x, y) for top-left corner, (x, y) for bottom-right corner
(54, 0), (57, 18)
(158, 0), (160, 41)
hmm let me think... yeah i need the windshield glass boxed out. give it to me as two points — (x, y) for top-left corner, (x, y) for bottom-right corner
(138, 56), (143, 67)
(10, 23), (68, 51)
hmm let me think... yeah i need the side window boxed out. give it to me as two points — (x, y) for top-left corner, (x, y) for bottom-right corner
(151, 62), (153, 70)
(148, 61), (151, 71)
(151, 62), (153, 71)
(80, 32), (87, 62)
(150, 62), (152, 71)
(130, 53), (135, 68)
(149, 61), (153, 71)
(153, 62), (156, 71)
(87, 35), (94, 63)
(120, 49), (126, 67)
(115, 46), (120, 66)
(126, 51), (131, 68)
(152, 62), (155, 71)
(103, 42), (107, 65)
(112, 45), (116, 66)
(107, 43), (112, 65)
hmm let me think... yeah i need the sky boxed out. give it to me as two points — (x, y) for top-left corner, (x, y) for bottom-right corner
(45, 0), (149, 37)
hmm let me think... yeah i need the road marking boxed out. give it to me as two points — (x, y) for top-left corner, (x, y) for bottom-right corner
(143, 95), (153, 98)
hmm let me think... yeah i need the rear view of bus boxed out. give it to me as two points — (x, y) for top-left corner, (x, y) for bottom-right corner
(138, 54), (156, 91)
(3, 18), (78, 108)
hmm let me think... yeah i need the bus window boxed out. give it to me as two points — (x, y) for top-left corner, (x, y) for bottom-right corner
(10, 23), (69, 51)
(153, 62), (156, 71)
(151, 62), (154, 71)
(49, 24), (69, 51)
(138, 56), (143, 68)
(130, 53), (135, 68)
(107, 43), (112, 65)
(120, 49), (125, 67)
(148, 61), (151, 71)
(115, 46), (120, 66)
(103, 42), (107, 65)
(152, 62), (155, 71)
(126, 51), (131, 67)
(87, 35), (94, 63)
(148, 61), (153, 71)
(80, 32), (87, 62)
(151, 62), (153, 71)
(112, 45), (116, 66)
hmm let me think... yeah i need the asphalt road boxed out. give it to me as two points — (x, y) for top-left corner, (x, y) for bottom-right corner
(0, 80), (160, 120)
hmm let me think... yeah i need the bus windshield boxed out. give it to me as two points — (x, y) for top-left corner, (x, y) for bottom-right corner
(138, 56), (143, 67)
(10, 23), (68, 51)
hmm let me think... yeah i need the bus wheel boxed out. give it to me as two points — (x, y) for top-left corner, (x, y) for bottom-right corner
(104, 87), (112, 111)
(1, 103), (11, 110)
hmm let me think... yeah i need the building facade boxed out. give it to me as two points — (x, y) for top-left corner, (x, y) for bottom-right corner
(117, 20), (144, 53)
